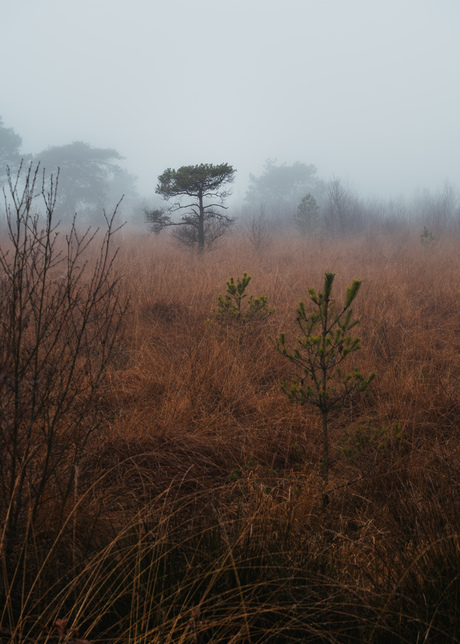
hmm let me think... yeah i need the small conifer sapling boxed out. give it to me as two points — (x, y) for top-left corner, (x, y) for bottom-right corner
(420, 226), (438, 246)
(214, 273), (274, 324)
(276, 272), (375, 485)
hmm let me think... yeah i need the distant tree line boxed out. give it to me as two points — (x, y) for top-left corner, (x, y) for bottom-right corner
(145, 157), (460, 254)
(243, 160), (367, 236)
(243, 159), (460, 239)
(3, 114), (459, 241)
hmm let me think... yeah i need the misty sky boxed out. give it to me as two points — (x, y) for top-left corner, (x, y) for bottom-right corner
(3, 0), (460, 203)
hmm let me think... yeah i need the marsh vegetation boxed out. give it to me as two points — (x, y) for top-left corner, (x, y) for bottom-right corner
(1, 172), (460, 642)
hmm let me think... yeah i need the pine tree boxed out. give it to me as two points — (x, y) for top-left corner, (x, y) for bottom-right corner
(277, 272), (375, 486)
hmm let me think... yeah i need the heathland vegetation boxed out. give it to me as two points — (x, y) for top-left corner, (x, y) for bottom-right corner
(1, 164), (460, 642)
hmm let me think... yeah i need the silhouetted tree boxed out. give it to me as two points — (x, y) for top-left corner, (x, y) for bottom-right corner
(294, 193), (320, 236)
(324, 176), (362, 234)
(412, 181), (459, 230)
(0, 116), (28, 186)
(35, 141), (135, 222)
(145, 163), (236, 253)
(245, 160), (323, 218)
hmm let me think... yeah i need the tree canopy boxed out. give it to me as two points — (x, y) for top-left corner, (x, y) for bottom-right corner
(0, 119), (138, 224)
(35, 141), (137, 222)
(0, 116), (27, 186)
(145, 163), (236, 252)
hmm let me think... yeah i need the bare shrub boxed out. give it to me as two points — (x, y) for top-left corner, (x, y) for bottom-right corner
(0, 163), (127, 606)
(244, 208), (273, 253)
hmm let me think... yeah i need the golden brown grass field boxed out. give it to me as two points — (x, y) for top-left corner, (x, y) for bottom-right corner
(1, 222), (460, 643)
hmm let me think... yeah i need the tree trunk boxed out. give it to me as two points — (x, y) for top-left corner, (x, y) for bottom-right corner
(322, 409), (329, 485)
(197, 191), (205, 253)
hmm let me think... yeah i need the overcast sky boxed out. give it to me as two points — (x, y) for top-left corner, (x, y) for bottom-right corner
(2, 0), (460, 202)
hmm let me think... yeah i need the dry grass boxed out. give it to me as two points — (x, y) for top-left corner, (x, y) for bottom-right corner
(2, 227), (460, 643)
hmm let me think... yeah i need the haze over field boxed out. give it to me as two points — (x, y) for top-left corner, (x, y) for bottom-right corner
(2, 0), (460, 201)
(3, 3), (460, 639)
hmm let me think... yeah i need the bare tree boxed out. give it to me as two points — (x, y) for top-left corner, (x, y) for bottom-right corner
(324, 176), (362, 234)
(244, 208), (273, 253)
(412, 181), (459, 230)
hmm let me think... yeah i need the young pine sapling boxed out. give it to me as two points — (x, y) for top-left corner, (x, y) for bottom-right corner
(420, 225), (438, 247)
(214, 273), (274, 325)
(276, 272), (375, 485)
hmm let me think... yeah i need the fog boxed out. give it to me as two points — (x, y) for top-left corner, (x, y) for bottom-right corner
(2, 0), (460, 204)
